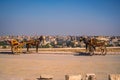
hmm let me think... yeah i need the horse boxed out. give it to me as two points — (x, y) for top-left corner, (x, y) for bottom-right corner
(80, 37), (107, 55)
(26, 35), (45, 53)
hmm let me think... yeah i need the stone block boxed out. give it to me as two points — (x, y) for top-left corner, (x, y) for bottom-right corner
(65, 74), (82, 80)
(109, 74), (120, 80)
(40, 74), (53, 80)
(85, 73), (96, 80)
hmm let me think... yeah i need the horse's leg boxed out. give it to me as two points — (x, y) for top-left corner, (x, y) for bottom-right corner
(85, 44), (88, 53)
(93, 45), (96, 51)
(92, 45), (95, 55)
(89, 46), (94, 56)
(12, 46), (14, 53)
(13, 46), (17, 54)
(36, 44), (39, 53)
(17, 47), (20, 54)
(16, 46), (19, 54)
(26, 44), (29, 52)
(11, 46), (14, 53)
(14, 46), (17, 54)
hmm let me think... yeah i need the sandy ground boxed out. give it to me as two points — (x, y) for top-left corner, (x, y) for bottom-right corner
(0, 53), (120, 80)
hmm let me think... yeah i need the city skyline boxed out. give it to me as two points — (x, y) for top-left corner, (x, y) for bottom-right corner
(0, 0), (120, 36)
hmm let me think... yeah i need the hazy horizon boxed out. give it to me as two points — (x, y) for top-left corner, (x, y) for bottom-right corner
(0, 0), (120, 36)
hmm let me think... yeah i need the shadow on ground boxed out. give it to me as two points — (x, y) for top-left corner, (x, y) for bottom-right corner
(0, 52), (26, 55)
(74, 52), (91, 56)
(0, 52), (14, 54)
(74, 52), (106, 56)
(0, 51), (35, 55)
(36, 78), (53, 80)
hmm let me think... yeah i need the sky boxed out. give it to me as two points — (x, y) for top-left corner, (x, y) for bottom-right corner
(0, 0), (120, 36)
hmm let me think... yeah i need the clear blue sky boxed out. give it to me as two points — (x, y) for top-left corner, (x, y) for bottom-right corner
(0, 0), (120, 36)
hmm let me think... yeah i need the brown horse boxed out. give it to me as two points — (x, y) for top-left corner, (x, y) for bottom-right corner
(26, 36), (44, 53)
(81, 37), (107, 55)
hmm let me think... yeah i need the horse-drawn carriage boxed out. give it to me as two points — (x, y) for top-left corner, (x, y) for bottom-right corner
(7, 36), (44, 54)
(80, 37), (108, 56)
(8, 39), (25, 54)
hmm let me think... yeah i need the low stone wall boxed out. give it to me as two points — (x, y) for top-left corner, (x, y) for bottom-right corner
(36, 74), (120, 80)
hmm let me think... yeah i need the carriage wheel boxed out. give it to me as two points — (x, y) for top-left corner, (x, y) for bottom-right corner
(12, 46), (17, 54)
(12, 45), (21, 54)
(103, 47), (107, 55)
(100, 46), (107, 55)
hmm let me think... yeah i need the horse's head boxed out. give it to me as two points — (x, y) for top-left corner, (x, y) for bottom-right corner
(81, 36), (91, 44)
(39, 35), (44, 42)
(38, 35), (46, 45)
(5, 39), (11, 44)
(79, 37), (86, 42)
